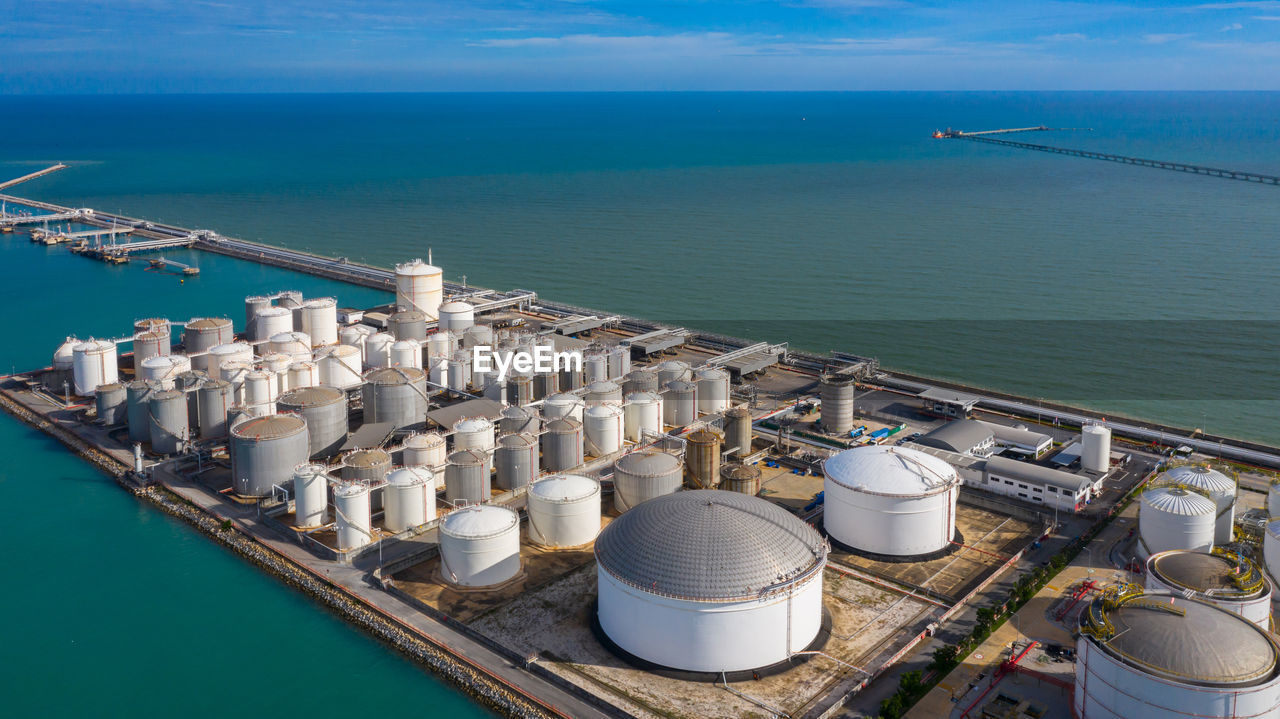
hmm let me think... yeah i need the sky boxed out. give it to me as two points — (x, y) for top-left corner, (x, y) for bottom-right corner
(3, 0), (1280, 92)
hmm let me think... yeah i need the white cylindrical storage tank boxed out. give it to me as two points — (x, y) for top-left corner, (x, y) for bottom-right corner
(662, 380), (697, 427)
(1074, 589), (1280, 719)
(207, 341), (253, 378)
(613, 450), (684, 513)
(527, 475), (601, 548)
(695, 367), (730, 414)
(595, 490), (827, 673)
(403, 432), (447, 469)
(438, 301), (474, 332)
(300, 298), (338, 347)
(315, 344), (362, 390)
(286, 361), (319, 390)
(542, 393), (584, 422)
(447, 350), (471, 392)
(583, 352), (608, 385)
(385, 466), (435, 533)
(219, 361), (253, 403)
(259, 352), (292, 392)
(819, 374), (856, 435)
(334, 483), (372, 551)
(1160, 464), (1237, 545)
(183, 317), (235, 371)
(362, 367), (430, 430)
(655, 360), (691, 386)
(277, 385), (348, 458)
(452, 416), (495, 453)
(584, 380), (622, 408)
(605, 345), (630, 381)
(390, 339), (423, 369)
(1266, 520), (1280, 596)
(253, 306), (293, 344)
(823, 445), (961, 558)
(1145, 550), (1273, 628)
(339, 323), (374, 358)
(1139, 486), (1217, 557)
(583, 403), (624, 457)
(623, 391), (663, 442)
(394, 259), (444, 320)
(269, 331), (312, 363)
(53, 336), (78, 371)
(292, 463), (330, 528)
(132, 330), (169, 364)
(439, 505), (520, 588)
(139, 354), (191, 391)
(243, 370), (279, 416)
(364, 332), (394, 369)
(1082, 423), (1112, 473)
(244, 295), (271, 337)
(461, 324), (493, 349)
(72, 339), (119, 396)
(426, 331), (456, 362)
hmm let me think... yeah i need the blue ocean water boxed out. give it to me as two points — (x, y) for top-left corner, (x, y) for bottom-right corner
(1, 92), (1278, 714)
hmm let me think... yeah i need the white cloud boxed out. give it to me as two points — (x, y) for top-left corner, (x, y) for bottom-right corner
(1040, 33), (1089, 42)
(1220, 22), (1245, 29)
(1142, 33), (1194, 43)
(1194, 1), (1280, 9)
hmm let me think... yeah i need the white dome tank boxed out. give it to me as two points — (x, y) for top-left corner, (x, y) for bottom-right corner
(72, 339), (118, 396)
(595, 490), (827, 673)
(438, 301), (474, 332)
(300, 297), (338, 347)
(1074, 587), (1280, 719)
(1265, 520), (1280, 594)
(53, 336), (79, 371)
(1160, 464), (1237, 545)
(542, 393), (584, 422)
(426, 330), (456, 361)
(394, 259), (444, 320)
(1082, 423), (1112, 472)
(695, 367), (730, 414)
(363, 332), (395, 369)
(823, 445), (961, 558)
(1145, 550), (1273, 628)
(269, 331), (312, 362)
(583, 403), (624, 456)
(334, 483), (372, 550)
(292, 463), (330, 528)
(1139, 486), (1216, 557)
(390, 339), (422, 369)
(139, 354), (191, 390)
(286, 361), (319, 390)
(447, 350), (471, 391)
(526, 474), (601, 548)
(623, 391), (663, 442)
(315, 344), (362, 389)
(243, 370), (279, 415)
(655, 360), (691, 386)
(606, 345), (630, 380)
(385, 466), (435, 532)
(339, 323), (374, 357)
(207, 342), (253, 378)
(583, 352), (608, 385)
(253, 306), (293, 343)
(452, 416), (495, 453)
(403, 432), (447, 469)
(439, 505), (520, 587)
(219, 361), (253, 403)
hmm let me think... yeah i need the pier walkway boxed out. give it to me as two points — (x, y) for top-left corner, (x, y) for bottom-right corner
(0, 163), (67, 191)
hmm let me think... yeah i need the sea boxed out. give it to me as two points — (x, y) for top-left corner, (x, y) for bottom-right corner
(1, 92), (1277, 715)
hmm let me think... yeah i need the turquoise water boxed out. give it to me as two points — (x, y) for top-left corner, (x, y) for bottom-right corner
(1, 92), (1278, 713)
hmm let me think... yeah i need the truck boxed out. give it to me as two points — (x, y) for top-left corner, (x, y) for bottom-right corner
(849, 426), (867, 439)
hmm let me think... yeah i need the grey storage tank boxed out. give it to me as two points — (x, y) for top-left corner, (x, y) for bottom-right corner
(820, 373), (856, 435)
(197, 379), (234, 439)
(495, 432), (539, 490)
(446, 448), (493, 505)
(244, 295), (271, 339)
(685, 429), (722, 489)
(584, 380), (622, 407)
(278, 385), (349, 458)
(388, 310), (428, 341)
(95, 382), (127, 426)
(542, 417), (584, 472)
(622, 369), (659, 395)
(663, 380), (698, 427)
(724, 406), (754, 458)
(613, 450), (684, 513)
(148, 389), (189, 455)
(720, 462), (762, 495)
(500, 404), (541, 436)
(126, 380), (162, 443)
(507, 374), (534, 407)
(532, 373), (557, 400)
(362, 367), (429, 429)
(341, 447), (392, 510)
(183, 317), (235, 372)
(230, 414), (310, 497)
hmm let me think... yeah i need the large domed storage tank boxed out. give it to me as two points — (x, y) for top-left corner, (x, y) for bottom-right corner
(439, 505), (521, 587)
(277, 386), (348, 459)
(385, 466), (435, 532)
(595, 490), (828, 673)
(613, 450), (684, 513)
(1160, 464), (1237, 545)
(1074, 586), (1280, 719)
(822, 445), (961, 558)
(292, 463), (331, 528)
(1145, 550), (1272, 628)
(1139, 486), (1217, 557)
(230, 414), (310, 497)
(438, 301), (474, 332)
(526, 474), (601, 548)
(394, 259), (444, 320)
(72, 339), (119, 396)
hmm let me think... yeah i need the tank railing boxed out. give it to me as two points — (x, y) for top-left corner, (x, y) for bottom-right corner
(1143, 478), (1215, 502)
(716, 671), (789, 718)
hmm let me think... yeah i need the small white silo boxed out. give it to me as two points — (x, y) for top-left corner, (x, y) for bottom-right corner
(72, 338), (119, 396)
(623, 391), (663, 442)
(583, 403), (624, 456)
(334, 482), (372, 550)
(526, 474), (602, 548)
(439, 505), (520, 587)
(1139, 486), (1216, 557)
(292, 463), (330, 528)
(1081, 423), (1111, 472)
(385, 466), (435, 532)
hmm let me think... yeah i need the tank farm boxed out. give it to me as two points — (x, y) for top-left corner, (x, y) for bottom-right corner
(8, 191), (1280, 719)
